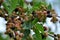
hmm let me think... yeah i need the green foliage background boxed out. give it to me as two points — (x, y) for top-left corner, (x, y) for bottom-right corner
(0, 0), (53, 40)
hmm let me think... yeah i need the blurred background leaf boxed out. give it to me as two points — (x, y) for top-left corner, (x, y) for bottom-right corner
(2, 0), (18, 16)
(47, 4), (52, 11)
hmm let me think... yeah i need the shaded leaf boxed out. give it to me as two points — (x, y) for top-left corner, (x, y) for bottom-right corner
(18, 0), (24, 7)
(32, 18), (39, 25)
(47, 4), (52, 10)
(2, 0), (18, 16)
(23, 21), (32, 29)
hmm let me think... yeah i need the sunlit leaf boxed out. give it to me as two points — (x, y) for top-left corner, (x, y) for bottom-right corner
(32, 0), (41, 10)
(33, 27), (42, 40)
(35, 23), (44, 33)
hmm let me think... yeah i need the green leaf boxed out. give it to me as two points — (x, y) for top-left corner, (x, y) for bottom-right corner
(23, 29), (30, 38)
(3, 0), (18, 16)
(35, 23), (44, 33)
(0, 33), (10, 40)
(32, 22), (44, 40)
(9, 0), (18, 15)
(32, 0), (41, 10)
(32, 0), (47, 11)
(2, 2), (9, 13)
(18, 0), (24, 7)
(23, 21), (32, 29)
(33, 27), (42, 40)
(47, 4), (52, 10)
(32, 18), (39, 25)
